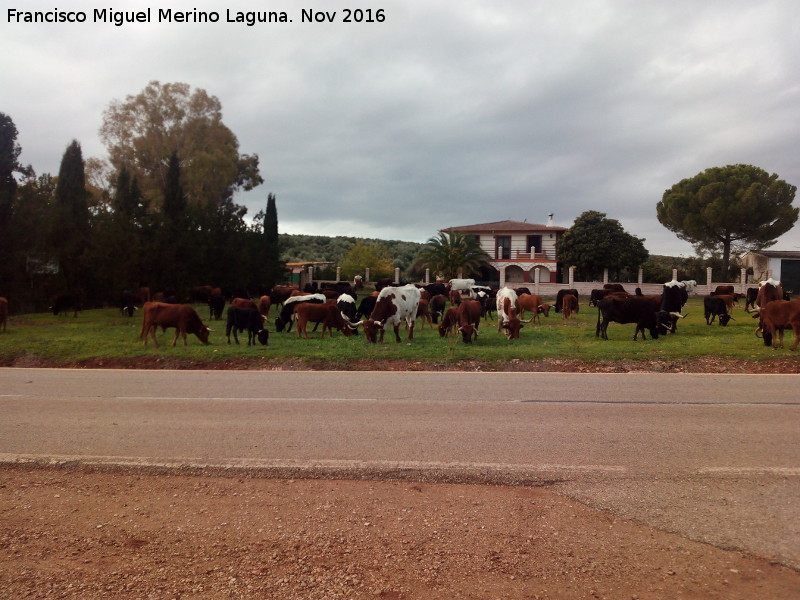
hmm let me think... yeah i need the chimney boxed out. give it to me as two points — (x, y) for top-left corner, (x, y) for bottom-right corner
(546, 213), (554, 227)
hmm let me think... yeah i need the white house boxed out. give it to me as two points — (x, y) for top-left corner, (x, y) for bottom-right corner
(742, 250), (800, 294)
(445, 217), (566, 286)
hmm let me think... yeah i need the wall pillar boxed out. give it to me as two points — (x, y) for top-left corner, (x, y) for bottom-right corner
(637, 268), (643, 286)
(394, 267), (400, 284)
(603, 268), (609, 284)
(706, 267), (713, 288)
(568, 266), (575, 287)
(365, 267), (370, 283)
(425, 268), (430, 285)
(534, 267), (541, 295)
(499, 266), (507, 288)
(740, 267), (747, 290)
(336, 267), (341, 282)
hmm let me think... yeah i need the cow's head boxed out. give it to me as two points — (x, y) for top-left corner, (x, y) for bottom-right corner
(361, 319), (381, 343)
(719, 313), (733, 327)
(196, 325), (211, 345)
(257, 329), (270, 345)
(538, 303), (551, 317)
(501, 317), (524, 339)
(274, 317), (286, 332)
(459, 324), (478, 344)
(438, 322), (449, 338)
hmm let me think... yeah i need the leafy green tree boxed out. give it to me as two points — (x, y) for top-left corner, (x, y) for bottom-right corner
(99, 80), (263, 211)
(412, 229), (491, 280)
(53, 140), (90, 290)
(339, 240), (393, 280)
(556, 211), (649, 281)
(657, 164), (798, 275)
(0, 113), (33, 289)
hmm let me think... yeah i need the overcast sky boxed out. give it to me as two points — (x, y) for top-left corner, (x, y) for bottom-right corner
(4, 0), (800, 256)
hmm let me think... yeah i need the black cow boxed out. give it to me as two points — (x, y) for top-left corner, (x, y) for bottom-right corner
(321, 281), (358, 298)
(703, 295), (733, 326)
(660, 281), (689, 333)
(429, 294), (447, 324)
(225, 306), (269, 345)
(51, 294), (81, 317)
(555, 289), (579, 313)
(423, 283), (448, 298)
(745, 287), (759, 311)
(596, 296), (671, 341)
(589, 288), (614, 307)
(208, 293), (225, 320)
(356, 295), (378, 320)
(275, 293), (326, 332)
(336, 293), (358, 326)
(120, 290), (137, 317)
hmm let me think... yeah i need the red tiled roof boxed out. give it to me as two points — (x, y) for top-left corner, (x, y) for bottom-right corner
(444, 220), (566, 233)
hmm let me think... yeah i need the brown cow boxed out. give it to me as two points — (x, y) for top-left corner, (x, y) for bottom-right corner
(0, 297), (8, 332)
(415, 298), (433, 329)
(294, 302), (355, 339)
(231, 297), (259, 311)
(140, 302), (211, 347)
(518, 293), (551, 324)
(496, 287), (528, 339)
(712, 285), (735, 296)
(257, 295), (271, 316)
(759, 299), (800, 350)
(448, 289), (462, 306)
(562, 293), (579, 319)
(438, 307), (459, 337)
(455, 299), (482, 344)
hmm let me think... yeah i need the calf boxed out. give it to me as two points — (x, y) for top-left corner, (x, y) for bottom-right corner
(416, 298), (433, 329)
(518, 293), (550, 324)
(225, 306), (269, 345)
(562, 293), (579, 319)
(455, 299), (482, 344)
(275, 293), (326, 332)
(140, 302), (211, 347)
(438, 307), (459, 337)
(555, 289), (579, 313)
(703, 295), (733, 326)
(294, 302), (354, 339)
(759, 299), (800, 350)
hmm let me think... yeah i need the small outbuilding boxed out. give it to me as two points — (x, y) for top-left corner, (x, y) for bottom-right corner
(742, 250), (800, 294)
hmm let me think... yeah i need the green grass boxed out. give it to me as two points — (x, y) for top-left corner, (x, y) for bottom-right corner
(1, 298), (797, 369)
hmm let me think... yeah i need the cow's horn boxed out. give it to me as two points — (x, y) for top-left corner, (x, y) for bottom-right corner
(669, 312), (687, 319)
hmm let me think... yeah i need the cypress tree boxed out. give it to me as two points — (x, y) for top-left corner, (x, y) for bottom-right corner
(263, 193), (283, 287)
(53, 140), (90, 290)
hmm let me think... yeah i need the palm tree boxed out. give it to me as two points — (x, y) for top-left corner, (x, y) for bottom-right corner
(413, 229), (491, 280)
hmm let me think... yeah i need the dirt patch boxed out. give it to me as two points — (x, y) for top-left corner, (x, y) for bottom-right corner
(2, 466), (798, 600)
(5, 354), (800, 373)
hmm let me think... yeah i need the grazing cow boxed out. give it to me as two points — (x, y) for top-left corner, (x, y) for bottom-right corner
(448, 289), (462, 306)
(454, 299), (482, 344)
(603, 283), (627, 293)
(468, 285), (492, 300)
(517, 293), (550, 324)
(437, 307), (459, 337)
(140, 302), (211, 347)
(225, 306), (269, 345)
(759, 299), (800, 350)
(357, 284), (421, 343)
(208, 293), (225, 320)
(356, 294), (378, 320)
(336, 293), (357, 322)
(120, 290), (137, 317)
(231, 297), (258, 311)
(703, 295), (734, 326)
(751, 278), (784, 312)
(429, 294), (447, 324)
(275, 293), (326, 332)
(321, 281), (358, 298)
(555, 289), (579, 313)
(474, 289), (495, 320)
(294, 302), (355, 339)
(596, 296), (671, 341)
(496, 287), (527, 339)
(711, 285), (735, 297)
(0, 296), (8, 332)
(448, 278), (475, 293)
(562, 293), (579, 319)
(256, 295), (271, 317)
(51, 294), (81, 317)
(660, 280), (689, 333)
(191, 285), (214, 303)
(514, 287), (532, 297)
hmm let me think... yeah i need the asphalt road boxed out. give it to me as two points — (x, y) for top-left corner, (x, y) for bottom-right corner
(1, 368), (798, 568)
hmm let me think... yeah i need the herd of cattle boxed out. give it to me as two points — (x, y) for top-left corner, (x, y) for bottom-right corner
(2, 276), (798, 351)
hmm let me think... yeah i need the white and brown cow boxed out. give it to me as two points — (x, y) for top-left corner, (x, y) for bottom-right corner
(496, 287), (528, 339)
(357, 284), (421, 343)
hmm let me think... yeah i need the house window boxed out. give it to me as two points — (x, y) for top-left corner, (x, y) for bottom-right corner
(527, 235), (542, 254)
(496, 236), (511, 260)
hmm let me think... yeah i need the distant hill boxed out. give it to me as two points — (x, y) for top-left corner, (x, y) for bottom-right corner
(279, 234), (423, 272)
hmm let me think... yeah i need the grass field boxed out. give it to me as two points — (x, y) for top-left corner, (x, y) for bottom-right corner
(1, 297), (798, 371)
